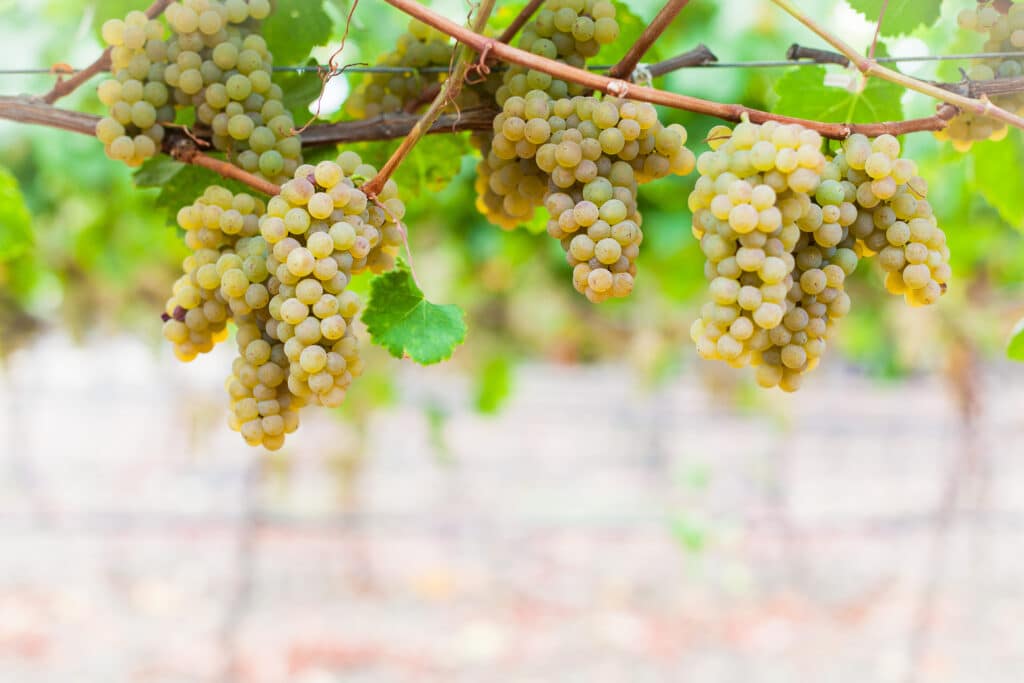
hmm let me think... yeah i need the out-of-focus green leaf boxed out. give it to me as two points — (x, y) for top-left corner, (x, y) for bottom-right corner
(0, 167), (33, 263)
(474, 354), (513, 414)
(972, 136), (1024, 229)
(774, 64), (903, 123)
(846, 0), (942, 37)
(363, 261), (467, 364)
(1008, 317), (1024, 361)
(347, 134), (474, 198)
(264, 0), (333, 66)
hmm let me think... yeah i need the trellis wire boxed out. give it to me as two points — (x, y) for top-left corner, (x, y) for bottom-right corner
(4, 51), (1024, 77)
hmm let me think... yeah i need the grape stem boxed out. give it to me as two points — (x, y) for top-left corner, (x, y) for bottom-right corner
(359, 0), (497, 198)
(382, 0), (958, 139)
(607, 0), (692, 79)
(168, 138), (281, 196)
(40, 0), (174, 105)
(769, 0), (1024, 133)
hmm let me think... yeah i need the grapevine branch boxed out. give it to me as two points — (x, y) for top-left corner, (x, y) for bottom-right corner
(0, 95), (496, 146)
(383, 0), (959, 139)
(608, 0), (692, 79)
(360, 0), (496, 197)
(770, 0), (1024, 132)
(41, 0), (174, 104)
(168, 138), (281, 196)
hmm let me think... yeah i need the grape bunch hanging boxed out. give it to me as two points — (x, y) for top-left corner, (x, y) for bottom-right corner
(689, 120), (949, 392)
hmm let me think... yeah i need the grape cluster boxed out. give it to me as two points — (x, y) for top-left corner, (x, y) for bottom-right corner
(160, 152), (407, 450)
(943, 1), (1024, 149)
(162, 185), (266, 362)
(474, 0), (624, 230)
(688, 119), (835, 389)
(259, 154), (404, 408)
(498, 0), (620, 105)
(97, 1), (301, 183)
(96, 11), (171, 166)
(688, 122), (948, 391)
(475, 2), (694, 300)
(839, 134), (950, 306)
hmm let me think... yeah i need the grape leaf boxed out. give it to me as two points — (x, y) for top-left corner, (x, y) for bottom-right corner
(773, 64), (903, 123)
(1008, 317), (1024, 362)
(363, 261), (467, 365)
(345, 134), (474, 197)
(134, 157), (253, 220)
(972, 137), (1024, 229)
(0, 167), (32, 263)
(264, 0), (333, 67)
(846, 0), (941, 37)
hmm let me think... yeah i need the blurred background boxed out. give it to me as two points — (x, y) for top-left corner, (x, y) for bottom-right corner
(2, 0), (1024, 681)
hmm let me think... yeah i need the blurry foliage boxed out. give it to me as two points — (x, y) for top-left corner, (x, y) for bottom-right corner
(1, 0), (1024, 410)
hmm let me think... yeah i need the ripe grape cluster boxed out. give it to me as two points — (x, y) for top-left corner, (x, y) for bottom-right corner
(688, 120), (948, 391)
(161, 152), (406, 450)
(943, 1), (1024, 148)
(475, 1), (694, 301)
(97, 0), (301, 183)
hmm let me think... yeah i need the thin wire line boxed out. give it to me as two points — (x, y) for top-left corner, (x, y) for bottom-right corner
(4, 51), (1024, 77)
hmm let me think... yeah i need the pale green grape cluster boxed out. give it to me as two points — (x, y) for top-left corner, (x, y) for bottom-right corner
(839, 134), (951, 306)
(163, 153), (408, 450)
(475, 2), (694, 300)
(345, 20), (454, 118)
(258, 153), (404, 411)
(537, 95), (694, 300)
(943, 1), (1024, 149)
(96, 1), (301, 183)
(689, 123), (949, 391)
(688, 119), (832, 387)
(96, 11), (171, 166)
(164, 0), (300, 183)
(474, 0), (624, 231)
(498, 0), (620, 105)
(162, 185), (266, 362)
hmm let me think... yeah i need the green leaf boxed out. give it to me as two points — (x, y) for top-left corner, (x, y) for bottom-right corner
(846, 0), (941, 37)
(0, 167), (33, 263)
(363, 261), (467, 365)
(277, 63), (326, 125)
(133, 157), (254, 219)
(346, 134), (474, 197)
(773, 64), (903, 124)
(474, 354), (513, 414)
(1008, 317), (1024, 362)
(972, 136), (1024, 229)
(264, 0), (333, 67)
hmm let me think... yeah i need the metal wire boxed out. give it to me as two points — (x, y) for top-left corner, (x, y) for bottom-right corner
(4, 51), (1024, 77)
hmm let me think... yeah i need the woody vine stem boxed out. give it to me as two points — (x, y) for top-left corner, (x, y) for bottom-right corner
(0, 0), (1018, 197)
